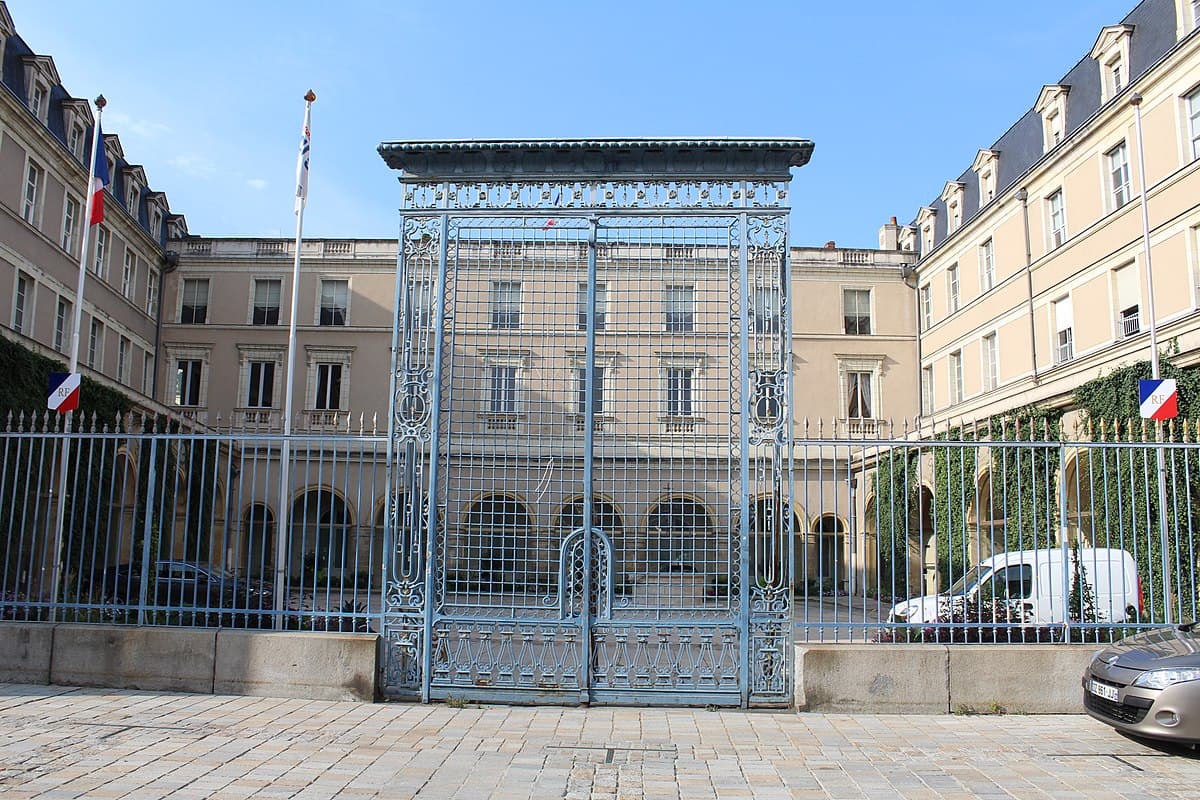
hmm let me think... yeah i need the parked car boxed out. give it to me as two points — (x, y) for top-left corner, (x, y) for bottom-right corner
(93, 560), (273, 627)
(1084, 623), (1200, 744)
(887, 547), (1141, 626)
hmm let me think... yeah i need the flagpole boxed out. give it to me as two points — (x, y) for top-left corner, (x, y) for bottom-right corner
(274, 89), (315, 629)
(48, 95), (106, 622)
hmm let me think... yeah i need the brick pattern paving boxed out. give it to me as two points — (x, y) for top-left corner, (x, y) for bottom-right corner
(1, 684), (1199, 798)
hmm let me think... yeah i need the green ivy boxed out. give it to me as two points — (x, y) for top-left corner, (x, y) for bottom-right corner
(1074, 357), (1200, 622)
(931, 425), (977, 590)
(871, 446), (919, 596)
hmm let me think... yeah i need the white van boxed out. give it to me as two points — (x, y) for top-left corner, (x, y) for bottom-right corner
(887, 547), (1142, 625)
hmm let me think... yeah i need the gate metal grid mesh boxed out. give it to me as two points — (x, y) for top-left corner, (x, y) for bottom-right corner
(381, 155), (799, 706)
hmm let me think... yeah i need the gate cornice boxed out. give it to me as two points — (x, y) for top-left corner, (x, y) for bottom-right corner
(378, 138), (814, 181)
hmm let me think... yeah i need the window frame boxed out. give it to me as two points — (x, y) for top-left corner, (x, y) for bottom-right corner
(949, 350), (964, 405)
(12, 270), (33, 335)
(947, 264), (960, 313)
(488, 364), (520, 414)
(121, 247), (137, 299)
(1047, 189), (1067, 248)
(252, 278), (282, 326)
(21, 159), (43, 225)
(117, 336), (131, 385)
(61, 194), (80, 255)
(54, 296), (70, 352)
(1185, 85), (1200, 162)
(663, 366), (695, 416)
(314, 362), (344, 411)
(175, 358), (203, 407)
(576, 281), (608, 331)
(663, 284), (695, 333)
(88, 318), (105, 370)
(919, 284), (932, 330)
(978, 239), (995, 292)
(246, 360), (277, 409)
(180, 278), (210, 324)
(981, 332), (999, 391)
(145, 269), (159, 316)
(318, 278), (350, 326)
(842, 287), (872, 335)
(92, 227), (109, 279)
(1106, 141), (1131, 211)
(845, 370), (874, 419)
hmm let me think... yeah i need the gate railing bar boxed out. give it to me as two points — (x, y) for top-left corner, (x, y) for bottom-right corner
(736, 207), (752, 707)
(579, 215), (599, 703)
(420, 212), (452, 703)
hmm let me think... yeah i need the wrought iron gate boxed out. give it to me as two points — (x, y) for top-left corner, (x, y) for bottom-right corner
(378, 139), (813, 706)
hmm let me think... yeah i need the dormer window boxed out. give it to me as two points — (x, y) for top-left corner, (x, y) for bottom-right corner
(20, 56), (60, 126)
(898, 226), (916, 253)
(1035, 85), (1071, 153)
(30, 82), (47, 121)
(972, 149), (1000, 204)
(150, 208), (163, 240)
(940, 182), (965, 234)
(1091, 25), (1134, 103)
(127, 184), (140, 215)
(68, 123), (83, 159)
(60, 100), (93, 165)
(916, 206), (937, 253)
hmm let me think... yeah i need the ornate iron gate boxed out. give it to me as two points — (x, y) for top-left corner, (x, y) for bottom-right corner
(378, 139), (812, 706)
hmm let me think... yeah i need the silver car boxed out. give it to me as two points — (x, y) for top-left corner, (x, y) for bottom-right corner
(1083, 623), (1200, 743)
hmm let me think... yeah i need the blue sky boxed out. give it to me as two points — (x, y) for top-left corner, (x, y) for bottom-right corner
(11, 1), (1140, 247)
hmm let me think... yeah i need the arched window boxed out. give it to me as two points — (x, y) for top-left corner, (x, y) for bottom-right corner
(242, 504), (274, 579)
(464, 494), (532, 588)
(812, 514), (844, 583)
(292, 490), (351, 581)
(555, 497), (624, 535)
(647, 497), (713, 573)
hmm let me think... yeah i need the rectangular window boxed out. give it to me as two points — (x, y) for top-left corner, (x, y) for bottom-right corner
(88, 319), (104, 369)
(145, 270), (159, 316)
(575, 366), (605, 415)
(1115, 264), (1140, 338)
(150, 209), (162, 240)
(247, 361), (276, 408)
(319, 279), (349, 326)
(1047, 110), (1064, 148)
(947, 264), (960, 313)
(92, 227), (109, 278)
(665, 367), (694, 415)
(315, 363), (343, 410)
(920, 284), (932, 330)
(117, 337), (130, 384)
(753, 286), (781, 334)
(846, 371), (873, 419)
(841, 288), (870, 335)
(127, 184), (139, 216)
(1054, 297), (1074, 364)
(1048, 190), (1067, 247)
(1108, 57), (1124, 96)
(22, 161), (42, 224)
(949, 350), (964, 404)
(1108, 142), (1130, 210)
(1188, 87), (1200, 161)
(180, 278), (209, 324)
(490, 281), (521, 330)
(408, 280), (434, 330)
(577, 282), (608, 331)
(61, 196), (80, 254)
(664, 285), (694, 332)
(175, 359), (202, 406)
(253, 279), (281, 325)
(921, 365), (934, 413)
(54, 297), (71, 352)
(69, 123), (84, 160)
(122, 248), (136, 299)
(30, 83), (46, 119)
(13, 271), (31, 334)
(488, 365), (518, 413)
(143, 352), (154, 396)
(982, 333), (999, 390)
(979, 239), (995, 291)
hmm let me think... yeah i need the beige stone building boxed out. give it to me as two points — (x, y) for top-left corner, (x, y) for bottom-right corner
(158, 236), (917, 588)
(910, 0), (1200, 428)
(0, 2), (185, 414)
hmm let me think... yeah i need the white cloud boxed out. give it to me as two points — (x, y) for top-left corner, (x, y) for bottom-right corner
(246, 178), (268, 191)
(107, 111), (171, 140)
(168, 154), (216, 178)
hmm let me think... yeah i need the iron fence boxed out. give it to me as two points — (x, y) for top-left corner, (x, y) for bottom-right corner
(2, 411), (1194, 646)
(1, 410), (387, 632)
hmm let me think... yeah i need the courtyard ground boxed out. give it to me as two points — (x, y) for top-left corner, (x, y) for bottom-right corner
(1, 683), (1198, 799)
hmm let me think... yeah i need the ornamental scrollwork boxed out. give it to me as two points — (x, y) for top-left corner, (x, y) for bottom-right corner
(401, 180), (792, 211)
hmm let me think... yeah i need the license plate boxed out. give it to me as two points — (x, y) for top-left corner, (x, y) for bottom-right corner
(1090, 679), (1119, 702)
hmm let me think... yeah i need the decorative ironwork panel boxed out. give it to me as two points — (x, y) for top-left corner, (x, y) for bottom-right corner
(383, 140), (798, 705)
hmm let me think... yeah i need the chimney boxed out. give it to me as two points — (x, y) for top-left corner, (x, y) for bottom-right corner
(878, 216), (901, 250)
(824, 240), (837, 249)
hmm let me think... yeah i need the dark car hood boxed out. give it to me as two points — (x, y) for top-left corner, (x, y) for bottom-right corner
(1096, 626), (1200, 671)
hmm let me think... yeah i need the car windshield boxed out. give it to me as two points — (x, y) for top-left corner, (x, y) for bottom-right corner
(947, 566), (990, 597)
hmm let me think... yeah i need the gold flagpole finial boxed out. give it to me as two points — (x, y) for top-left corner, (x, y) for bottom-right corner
(95, 95), (106, 110)
(304, 90), (316, 102)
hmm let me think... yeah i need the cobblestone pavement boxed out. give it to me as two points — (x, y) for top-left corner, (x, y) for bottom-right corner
(2, 684), (1199, 799)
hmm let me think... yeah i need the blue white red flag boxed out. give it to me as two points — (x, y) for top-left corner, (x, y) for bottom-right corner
(89, 120), (109, 225)
(295, 102), (311, 214)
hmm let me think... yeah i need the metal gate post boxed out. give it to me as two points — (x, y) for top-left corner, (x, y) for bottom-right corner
(420, 212), (452, 703)
(737, 207), (752, 708)
(580, 215), (600, 701)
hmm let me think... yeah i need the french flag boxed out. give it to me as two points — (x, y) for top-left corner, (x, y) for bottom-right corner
(89, 121), (109, 225)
